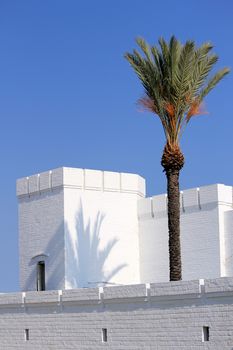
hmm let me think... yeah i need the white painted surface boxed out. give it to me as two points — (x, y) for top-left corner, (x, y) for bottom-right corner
(17, 167), (233, 291)
(18, 171), (65, 291)
(138, 184), (233, 283)
(11, 167), (233, 348)
(17, 167), (145, 291)
(1, 279), (233, 349)
(64, 189), (142, 288)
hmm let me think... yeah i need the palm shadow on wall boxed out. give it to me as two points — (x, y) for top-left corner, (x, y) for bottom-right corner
(66, 202), (127, 288)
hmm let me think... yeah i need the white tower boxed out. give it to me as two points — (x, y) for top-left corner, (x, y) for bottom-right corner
(17, 167), (145, 291)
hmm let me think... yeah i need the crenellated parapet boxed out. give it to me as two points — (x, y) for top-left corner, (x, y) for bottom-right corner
(1, 278), (233, 308)
(138, 184), (233, 220)
(16, 167), (146, 198)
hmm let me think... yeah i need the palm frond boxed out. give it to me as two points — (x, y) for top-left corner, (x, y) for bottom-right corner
(125, 36), (230, 145)
(198, 67), (230, 101)
(136, 37), (153, 63)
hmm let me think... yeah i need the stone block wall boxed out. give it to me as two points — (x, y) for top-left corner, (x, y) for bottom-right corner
(1, 278), (233, 349)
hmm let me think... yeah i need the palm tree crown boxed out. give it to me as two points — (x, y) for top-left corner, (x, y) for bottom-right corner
(125, 36), (229, 153)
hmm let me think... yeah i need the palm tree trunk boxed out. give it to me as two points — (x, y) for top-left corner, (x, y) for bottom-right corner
(166, 169), (182, 281)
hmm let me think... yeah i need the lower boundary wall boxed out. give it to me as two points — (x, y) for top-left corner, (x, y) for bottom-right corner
(1, 278), (233, 349)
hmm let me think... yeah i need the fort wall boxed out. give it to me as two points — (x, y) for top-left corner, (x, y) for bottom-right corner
(1, 278), (233, 349)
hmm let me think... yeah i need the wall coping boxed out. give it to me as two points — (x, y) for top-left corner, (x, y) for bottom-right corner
(138, 184), (233, 220)
(1, 278), (233, 307)
(17, 167), (146, 198)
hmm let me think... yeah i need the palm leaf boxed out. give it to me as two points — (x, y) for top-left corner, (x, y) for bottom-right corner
(199, 67), (230, 101)
(125, 36), (230, 145)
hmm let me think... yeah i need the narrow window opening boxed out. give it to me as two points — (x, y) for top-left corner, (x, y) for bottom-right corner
(197, 188), (202, 210)
(37, 261), (45, 291)
(202, 326), (209, 342)
(25, 329), (29, 341)
(102, 328), (107, 342)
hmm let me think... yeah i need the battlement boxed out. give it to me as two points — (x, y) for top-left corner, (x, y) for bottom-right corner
(16, 167), (146, 198)
(138, 184), (233, 220)
(1, 278), (233, 308)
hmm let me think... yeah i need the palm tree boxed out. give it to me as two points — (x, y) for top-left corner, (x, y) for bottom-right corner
(125, 36), (230, 281)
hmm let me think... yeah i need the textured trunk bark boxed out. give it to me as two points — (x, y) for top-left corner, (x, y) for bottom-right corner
(166, 169), (182, 281)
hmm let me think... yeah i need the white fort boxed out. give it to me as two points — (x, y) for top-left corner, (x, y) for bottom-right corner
(1, 166), (233, 349)
(17, 166), (233, 292)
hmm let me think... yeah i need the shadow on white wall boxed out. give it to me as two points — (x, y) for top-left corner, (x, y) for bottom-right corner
(65, 201), (127, 288)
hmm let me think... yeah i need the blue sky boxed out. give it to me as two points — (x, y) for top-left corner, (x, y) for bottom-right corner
(0, 0), (232, 291)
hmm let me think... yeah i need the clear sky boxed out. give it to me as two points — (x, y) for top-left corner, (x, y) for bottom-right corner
(0, 0), (232, 291)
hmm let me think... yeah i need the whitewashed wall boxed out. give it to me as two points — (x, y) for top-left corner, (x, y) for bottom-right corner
(1, 278), (233, 349)
(17, 167), (233, 291)
(17, 169), (65, 291)
(17, 167), (145, 291)
(138, 184), (233, 283)
(224, 210), (233, 276)
(216, 184), (233, 276)
(63, 167), (145, 288)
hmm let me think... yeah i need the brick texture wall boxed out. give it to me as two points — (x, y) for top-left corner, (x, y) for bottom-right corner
(0, 278), (233, 349)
